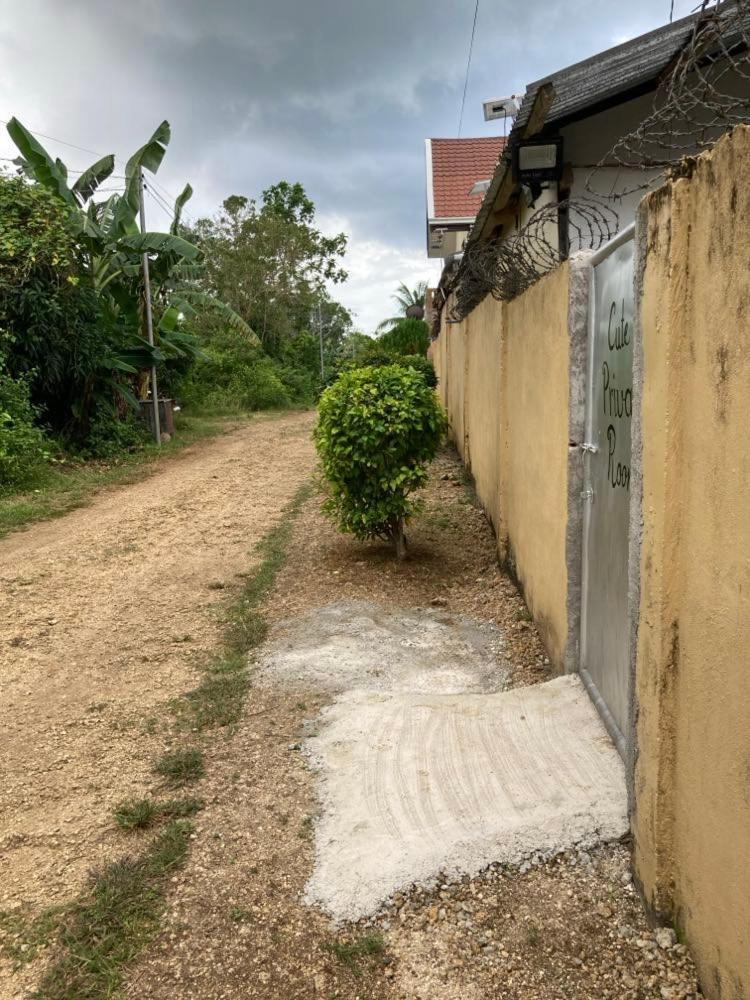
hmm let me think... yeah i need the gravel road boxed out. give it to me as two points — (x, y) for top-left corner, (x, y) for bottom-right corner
(0, 413), (315, 929)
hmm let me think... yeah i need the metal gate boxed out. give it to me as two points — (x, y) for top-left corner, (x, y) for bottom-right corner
(579, 224), (635, 757)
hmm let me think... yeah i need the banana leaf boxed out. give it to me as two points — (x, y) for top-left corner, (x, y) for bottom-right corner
(6, 118), (76, 207)
(171, 183), (193, 235)
(110, 121), (170, 238)
(72, 155), (115, 203)
(171, 287), (258, 342)
(119, 231), (202, 262)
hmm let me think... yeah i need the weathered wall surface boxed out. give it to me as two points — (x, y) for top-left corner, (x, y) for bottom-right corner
(500, 266), (571, 666)
(444, 317), (468, 461)
(634, 126), (750, 999)
(463, 294), (503, 532)
(437, 264), (576, 671)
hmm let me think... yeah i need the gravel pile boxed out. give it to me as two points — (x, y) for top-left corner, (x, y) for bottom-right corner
(363, 845), (701, 999)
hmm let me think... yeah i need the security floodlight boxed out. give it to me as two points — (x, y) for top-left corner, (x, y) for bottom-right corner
(512, 137), (563, 183)
(483, 95), (521, 121)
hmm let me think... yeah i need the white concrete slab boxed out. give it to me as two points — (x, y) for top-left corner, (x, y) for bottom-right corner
(256, 601), (509, 695)
(304, 675), (627, 922)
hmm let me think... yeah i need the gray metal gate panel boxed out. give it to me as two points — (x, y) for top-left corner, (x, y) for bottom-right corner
(580, 226), (635, 752)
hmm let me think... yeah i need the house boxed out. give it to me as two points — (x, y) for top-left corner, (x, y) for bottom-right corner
(424, 136), (505, 259)
(427, 7), (750, 997)
(464, 5), (750, 256)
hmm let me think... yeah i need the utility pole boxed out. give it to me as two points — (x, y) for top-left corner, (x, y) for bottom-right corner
(317, 300), (325, 381)
(138, 168), (161, 445)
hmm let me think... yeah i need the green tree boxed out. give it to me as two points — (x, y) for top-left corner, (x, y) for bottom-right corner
(376, 281), (427, 332)
(193, 183), (347, 353)
(315, 365), (446, 559)
(5, 119), (250, 441)
(378, 317), (430, 356)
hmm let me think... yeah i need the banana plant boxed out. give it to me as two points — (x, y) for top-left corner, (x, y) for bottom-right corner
(7, 118), (256, 399)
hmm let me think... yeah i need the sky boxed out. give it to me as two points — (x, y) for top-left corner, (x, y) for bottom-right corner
(0, 0), (698, 333)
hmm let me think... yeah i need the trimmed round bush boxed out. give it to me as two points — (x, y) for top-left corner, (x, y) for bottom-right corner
(315, 365), (446, 558)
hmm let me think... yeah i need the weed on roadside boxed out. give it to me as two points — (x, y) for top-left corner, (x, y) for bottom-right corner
(175, 480), (314, 732)
(0, 413), (246, 540)
(114, 796), (204, 831)
(114, 798), (158, 831)
(0, 907), (66, 968)
(34, 821), (193, 998)
(154, 748), (205, 787)
(323, 933), (386, 976)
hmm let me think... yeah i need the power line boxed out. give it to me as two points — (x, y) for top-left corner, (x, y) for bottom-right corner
(0, 117), (104, 157)
(1, 117), (195, 224)
(144, 183), (176, 225)
(458, 0), (480, 137)
(148, 175), (196, 227)
(0, 154), (126, 178)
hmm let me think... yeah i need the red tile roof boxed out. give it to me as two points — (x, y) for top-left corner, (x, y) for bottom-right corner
(428, 137), (507, 220)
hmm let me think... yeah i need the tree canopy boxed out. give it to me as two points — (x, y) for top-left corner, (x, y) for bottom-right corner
(192, 182), (347, 353)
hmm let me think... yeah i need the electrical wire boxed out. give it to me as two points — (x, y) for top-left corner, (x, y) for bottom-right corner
(458, 0), (480, 137)
(0, 117), (103, 157)
(0, 154), (127, 178)
(1, 117), (195, 222)
(148, 175), (196, 227)
(144, 184), (176, 225)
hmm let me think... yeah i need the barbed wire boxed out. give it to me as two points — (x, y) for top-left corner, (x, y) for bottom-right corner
(448, 197), (619, 320)
(587, 0), (750, 198)
(441, 1), (750, 324)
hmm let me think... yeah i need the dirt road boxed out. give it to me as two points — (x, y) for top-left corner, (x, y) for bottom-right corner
(0, 412), (315, 925)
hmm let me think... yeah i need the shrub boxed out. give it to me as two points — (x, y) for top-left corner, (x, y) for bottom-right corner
(79, 404), (150, 459)
(326, 345), (438, 390)
(377, 317), (430, 356)
(315, 365), (446, 558)
(0, 367), (49, 490)
(399, 354), (437, 388)
(178, 324), (313, 413)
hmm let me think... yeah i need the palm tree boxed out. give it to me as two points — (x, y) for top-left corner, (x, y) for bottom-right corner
(376, 281), (427, 332)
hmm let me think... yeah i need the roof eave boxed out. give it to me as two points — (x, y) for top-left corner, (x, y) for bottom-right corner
(464, 81), (556, 252)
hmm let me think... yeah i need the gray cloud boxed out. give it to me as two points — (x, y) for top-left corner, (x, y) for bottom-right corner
(0, 0), (697, 329)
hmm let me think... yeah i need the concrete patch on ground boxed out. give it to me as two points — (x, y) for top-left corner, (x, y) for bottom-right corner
(255, 600), (509, 694)
(304, 675), (627, 922)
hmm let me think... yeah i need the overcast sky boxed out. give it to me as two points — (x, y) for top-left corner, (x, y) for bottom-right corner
(0, 0), (697, 333)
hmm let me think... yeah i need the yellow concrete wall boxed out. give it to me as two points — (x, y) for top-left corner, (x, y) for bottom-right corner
(634, 127), (750, 998)
(444, 309), (468, 461)
(500, 265), (571, 666)
(433, 267), (572, 669)
(463, 294), (503, 531)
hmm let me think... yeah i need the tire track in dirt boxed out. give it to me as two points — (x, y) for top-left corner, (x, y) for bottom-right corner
(0, 412), (316, 934)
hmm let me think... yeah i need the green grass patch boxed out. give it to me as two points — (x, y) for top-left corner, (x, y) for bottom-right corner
(0, 412), (247, 540)
(175, 481), (313, 732)
(0, 906), (66, 968)
(323, 933), (386, 975)
(154, 748), (205, 787)
(113, 796), (204, 831)
(113, 798), (158, 831)
(34, 820), (193, 999)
